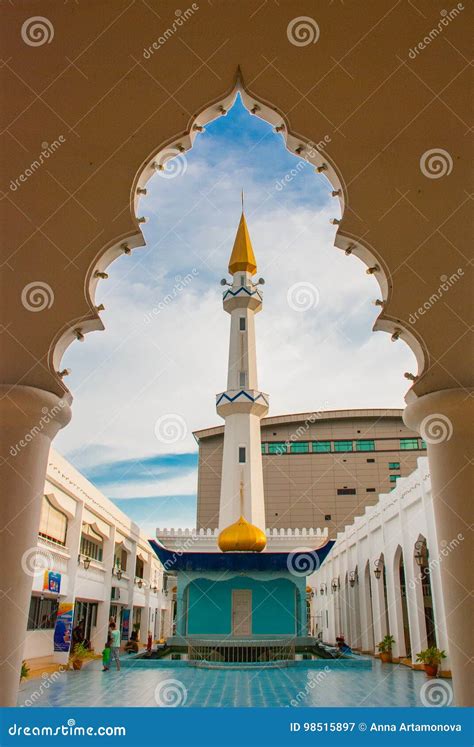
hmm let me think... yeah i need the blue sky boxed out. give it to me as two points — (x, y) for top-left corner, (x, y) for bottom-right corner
(54, 96), (417, 536)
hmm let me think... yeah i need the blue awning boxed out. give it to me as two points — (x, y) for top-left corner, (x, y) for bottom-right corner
(148, 538), (335, 574)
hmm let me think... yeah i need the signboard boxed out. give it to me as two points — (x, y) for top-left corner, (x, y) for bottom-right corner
(43, 570), (61, 594)
(53, 602), (74, 653)
(121, 608), (131, 640)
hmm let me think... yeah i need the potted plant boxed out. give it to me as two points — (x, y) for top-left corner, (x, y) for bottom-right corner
(416, 647), (447, 677)
(20, 660), (30, 683)
(377, 635), (395, 663)
(69, 642), (95, 671)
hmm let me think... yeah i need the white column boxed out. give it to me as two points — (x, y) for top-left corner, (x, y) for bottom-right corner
(0, 385), (71, 706)
(54, 499), (84, 665)
(371, 571), (388, 651)
(358, 565), (374, 653)
(385, 557), (406, 661)
(404, 389), (473, 705)
(93, 525), (116, 652)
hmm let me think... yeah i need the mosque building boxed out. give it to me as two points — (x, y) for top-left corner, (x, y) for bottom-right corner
(150, 209), (333, 651)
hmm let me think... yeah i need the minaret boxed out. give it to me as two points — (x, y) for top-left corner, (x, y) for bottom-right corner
(217, 206), (268, 552)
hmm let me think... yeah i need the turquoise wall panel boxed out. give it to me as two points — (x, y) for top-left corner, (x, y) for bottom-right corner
(186, 576), (299, 635)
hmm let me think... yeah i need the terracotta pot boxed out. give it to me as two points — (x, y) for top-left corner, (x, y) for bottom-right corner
(380, 652), (392, 663)
(424, 663), (438, 677)
(72, 659), (83, 670)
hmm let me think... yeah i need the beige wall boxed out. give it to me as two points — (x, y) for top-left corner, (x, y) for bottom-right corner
(196, 410), (423, 535)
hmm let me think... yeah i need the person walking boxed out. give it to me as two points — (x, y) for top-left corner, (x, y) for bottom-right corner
(109, 622), (121, 671)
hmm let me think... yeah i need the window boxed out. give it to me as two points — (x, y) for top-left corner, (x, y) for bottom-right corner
(239, 371), (246, 387)
(389, 462), (400, 469)
(135, 557), (144, 579)
(337, 488), (356, 495)
(239, 317), (246, 331)
(261, 443), (266, 454)
(38, 496), (68, 546)
(239, 446), (246, 463)
(420, 440), (427, 449)
(400, 438), (418, 450)
(389, 474), (401, 482)
(27, 596), (59, 631)
(334, 440), (353, 452)
(268, 442), (287, 455)
(240, 275), (245, 285)
(80, 528), (103, 562)
(356, 439), (375, 451)
(367, 458), (375, 463)
(312, 441), (331, 453)
(324, 514), (332, 521)
(366, 488), (376, 493)
(114, 547), (128, 572)
(290, 442), (309, 453)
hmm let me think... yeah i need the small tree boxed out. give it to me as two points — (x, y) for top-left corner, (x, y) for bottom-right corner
(20, 660), (30, 682)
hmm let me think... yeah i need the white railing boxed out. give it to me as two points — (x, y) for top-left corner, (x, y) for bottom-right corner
(157, 527), (328, 538)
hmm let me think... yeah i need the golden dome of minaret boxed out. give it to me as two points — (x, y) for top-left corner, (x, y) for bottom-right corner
(218, 515), (267, 553)
(228, 203), (257, 276)
(217, 477), (266, 552)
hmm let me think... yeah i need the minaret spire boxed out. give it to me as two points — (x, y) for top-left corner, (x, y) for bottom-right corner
(216, 203), (269, 552)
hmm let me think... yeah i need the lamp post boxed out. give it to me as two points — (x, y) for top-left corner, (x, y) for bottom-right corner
(414, 540), (426, 567)
(373, 559), (383, 580)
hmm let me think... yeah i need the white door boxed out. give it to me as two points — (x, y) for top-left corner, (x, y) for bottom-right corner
(232, 590), (252, 636)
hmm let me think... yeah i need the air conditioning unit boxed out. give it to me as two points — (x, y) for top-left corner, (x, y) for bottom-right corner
(111, 587), (121, 600)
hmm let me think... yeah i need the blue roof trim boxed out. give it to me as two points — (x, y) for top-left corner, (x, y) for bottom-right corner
(148, 538), (335, 574)
(223, 286), (262, 300)
(216, 390), (269, 406)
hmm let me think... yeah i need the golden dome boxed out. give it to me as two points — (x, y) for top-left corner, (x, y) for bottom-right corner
(218, 515), (267, 552)
(228, 212), (257, 275)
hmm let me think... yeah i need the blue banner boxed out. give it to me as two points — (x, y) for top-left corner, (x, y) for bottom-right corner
(53, 602), (74, 653)
(1, 707), (472, 746)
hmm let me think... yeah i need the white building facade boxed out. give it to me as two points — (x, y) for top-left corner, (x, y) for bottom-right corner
(310, 457), (458, 674)
(23, 448), (174, 664)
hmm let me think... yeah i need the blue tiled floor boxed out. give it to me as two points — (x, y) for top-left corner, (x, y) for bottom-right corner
(17, 659), (437, 708)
